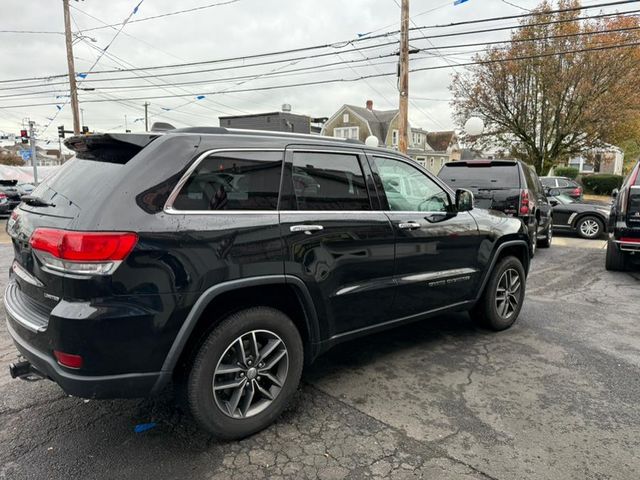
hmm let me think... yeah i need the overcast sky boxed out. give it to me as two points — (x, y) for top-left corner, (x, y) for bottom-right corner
(0, 0), (625, 145)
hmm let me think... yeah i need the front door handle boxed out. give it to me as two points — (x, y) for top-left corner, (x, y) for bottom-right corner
(398, 221), (421, 230)
(290, 224), (324, 235)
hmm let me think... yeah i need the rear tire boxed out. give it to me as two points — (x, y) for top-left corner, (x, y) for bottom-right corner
(187, 307), (303, 440)
(538, 218), (552, 248)
(605, 239), (627, 271)
(471, 256), (526, 331)
(576, 215), (604, 239)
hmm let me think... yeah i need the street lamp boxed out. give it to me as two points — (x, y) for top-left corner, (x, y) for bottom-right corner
(365, 135), (379, 147)
(464, 116), (485, 136)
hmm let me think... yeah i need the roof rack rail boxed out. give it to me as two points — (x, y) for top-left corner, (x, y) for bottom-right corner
(150, 125), (367, 145)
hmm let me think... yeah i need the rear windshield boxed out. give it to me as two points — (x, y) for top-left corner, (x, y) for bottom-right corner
(32, 158), (124, 207)
(439, 164), (520, 189)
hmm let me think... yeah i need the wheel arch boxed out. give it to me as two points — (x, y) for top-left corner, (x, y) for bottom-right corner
(571, 211), (607, 230)
(474, 240), (530, 303)
(150, 275), (320, 394)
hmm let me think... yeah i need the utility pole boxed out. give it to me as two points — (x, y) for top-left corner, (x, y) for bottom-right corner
(143, 102), (150, 131)
(63, 0), (81, 134)
(28, 121), (38, 184)
(398, 0), (410, 154)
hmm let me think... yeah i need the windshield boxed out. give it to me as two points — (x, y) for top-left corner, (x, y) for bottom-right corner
(439, 164), (520, 189)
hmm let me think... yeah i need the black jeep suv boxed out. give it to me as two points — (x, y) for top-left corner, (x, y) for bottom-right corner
(438, 159), (553, 256)
(6, 128), (530, 439)
(606, 160), (640, 270)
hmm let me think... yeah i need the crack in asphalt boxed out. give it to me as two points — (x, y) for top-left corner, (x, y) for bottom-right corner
(305, 382), (499, 480)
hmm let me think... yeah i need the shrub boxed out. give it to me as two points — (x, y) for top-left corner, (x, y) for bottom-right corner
(554, 166), (579, 179)
(581, 174), (623, 195)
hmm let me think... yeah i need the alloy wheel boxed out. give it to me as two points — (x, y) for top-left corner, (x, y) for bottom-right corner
(212, 330), (289, 419)
(579, 219), (600, 238)
(495, 268), (521, 319)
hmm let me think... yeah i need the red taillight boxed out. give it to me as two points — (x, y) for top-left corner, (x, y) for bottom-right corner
(519, 189), (530, 215)
(620, 237), (640, 243)
(29, 229), (138, 275)
(572, 187), (582, 196)
(30, 229), (138, 261)
(53, 350), (83, 369)
(0, 193), (7, 199)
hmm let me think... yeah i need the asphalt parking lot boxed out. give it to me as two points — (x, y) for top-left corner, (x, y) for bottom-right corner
(0, 222), (638, 480)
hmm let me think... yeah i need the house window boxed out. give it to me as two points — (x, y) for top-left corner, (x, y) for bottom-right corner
(392, 130), (399, 146)
(429, 157), (435, 168)
(416, 156), (426, 167)
(343, 113), (349, 123)
(334, 126), (359, 139)
(440, 159), (445, 167)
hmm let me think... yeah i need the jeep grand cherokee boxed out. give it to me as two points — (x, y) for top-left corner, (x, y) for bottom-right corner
(6, 127), (530, 439)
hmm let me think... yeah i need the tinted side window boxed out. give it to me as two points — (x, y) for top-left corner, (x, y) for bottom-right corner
(540, 177), (556, 187)
(292, 152), (371, 211)
(557, 179), (570, 187)
(172, 151), (282, 211)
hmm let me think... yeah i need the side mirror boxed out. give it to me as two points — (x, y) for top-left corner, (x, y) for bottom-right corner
(455, 189), (474, 212)
(549, 199), (559, 207)
(612, 188), (618, 198)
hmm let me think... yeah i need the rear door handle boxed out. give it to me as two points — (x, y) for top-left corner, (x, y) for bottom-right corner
(290, 225), (324, 234)
(398, 221), (421, 230)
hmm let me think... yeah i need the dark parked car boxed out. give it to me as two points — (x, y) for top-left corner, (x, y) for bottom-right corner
(546, 189), (610, 239)
(606, 161), (640, 270)
(438, 159), (553, 256)
(0, 179), (22, 215)
(540, 176), (583, 200)
(6, 128), (531, 439)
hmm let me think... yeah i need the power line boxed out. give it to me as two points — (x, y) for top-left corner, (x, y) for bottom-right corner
(6, 5), (637, 97)
(3, 39), (638, 110)
(3, 21), (639, 101)
(76, 0), (242, 33)
(0, 30), (64, 35)
(1, 0), (635, 85)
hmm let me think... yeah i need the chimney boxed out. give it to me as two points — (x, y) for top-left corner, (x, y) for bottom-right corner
(366, 100), (373, 111)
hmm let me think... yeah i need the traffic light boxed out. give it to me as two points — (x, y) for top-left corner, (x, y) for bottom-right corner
(58, 125), (65, 139)
(82, 125), (89, 134)
(20, 129), (28, 144)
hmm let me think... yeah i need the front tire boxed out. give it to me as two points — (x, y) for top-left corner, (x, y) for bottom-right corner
(471, 256), (526, 331)
(605, 239), (627, 271)
(576, 216), (604, 239)
(187, 307), (303, 440)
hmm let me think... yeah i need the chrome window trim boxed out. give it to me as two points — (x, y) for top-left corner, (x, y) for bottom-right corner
(288, 148), (366, 156)
(163, 148), (285, 214)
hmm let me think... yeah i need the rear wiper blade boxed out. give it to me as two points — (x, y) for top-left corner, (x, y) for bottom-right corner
(21, 195), (55, 207)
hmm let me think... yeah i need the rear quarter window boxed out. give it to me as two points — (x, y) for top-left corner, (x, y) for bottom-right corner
(171, 151), (283, 211)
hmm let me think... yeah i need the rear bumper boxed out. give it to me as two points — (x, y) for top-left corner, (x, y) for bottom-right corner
(6, 319), (160, 398)
(4, 280), (169, 399)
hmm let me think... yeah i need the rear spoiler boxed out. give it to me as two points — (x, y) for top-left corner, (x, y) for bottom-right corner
(64, 133), (160, 163)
